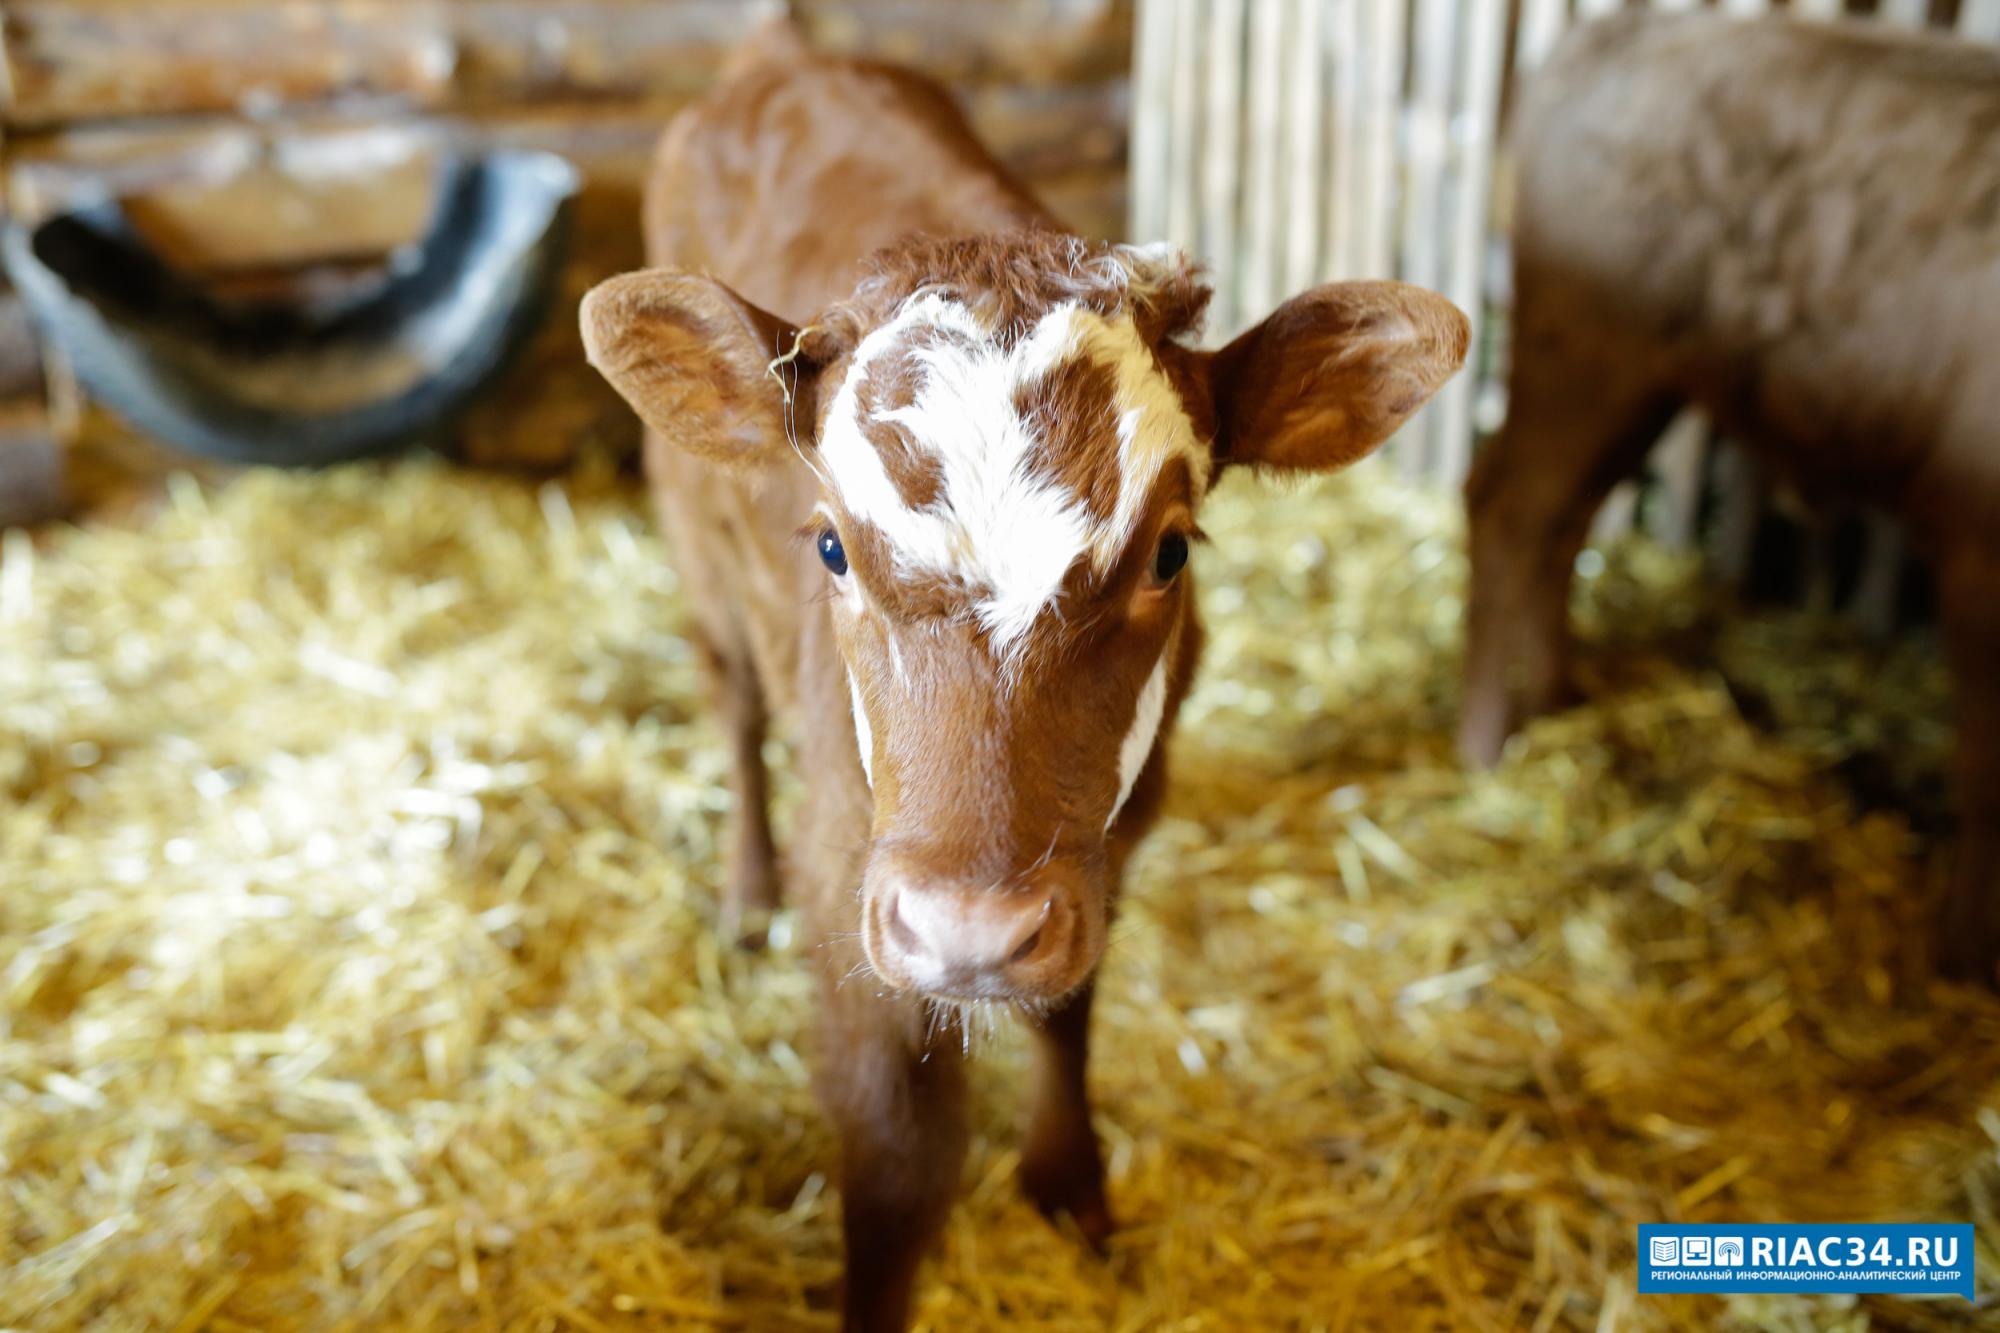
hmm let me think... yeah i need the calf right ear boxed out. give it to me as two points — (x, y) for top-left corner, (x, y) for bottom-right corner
(580, 269), (820, 470)
(1205, 280), (1468, 474)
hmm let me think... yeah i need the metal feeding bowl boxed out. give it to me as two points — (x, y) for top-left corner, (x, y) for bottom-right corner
(3, 149), (581, 468)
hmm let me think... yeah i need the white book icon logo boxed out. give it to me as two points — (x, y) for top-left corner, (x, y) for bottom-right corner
(1650, 1237), (1680, 1264)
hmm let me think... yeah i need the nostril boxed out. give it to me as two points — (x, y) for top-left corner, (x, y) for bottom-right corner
(1005, 897), (1060, 972)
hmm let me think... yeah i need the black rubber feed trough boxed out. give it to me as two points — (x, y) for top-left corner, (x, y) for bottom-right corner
(2, 150), (581, 467)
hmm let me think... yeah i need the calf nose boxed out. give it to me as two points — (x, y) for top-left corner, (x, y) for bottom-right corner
(875, 883), (1066, 999)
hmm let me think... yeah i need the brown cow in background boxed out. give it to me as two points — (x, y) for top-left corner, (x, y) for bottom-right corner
(1462, 11), (2000, 981)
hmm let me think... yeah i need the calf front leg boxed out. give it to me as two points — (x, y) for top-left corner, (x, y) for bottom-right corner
(1936, 538), (2000, 984)
(649, 432), (782, 945)
(821, 986), (968, 1333)
(688, 631), (782, 945)
(1020, 981), (1112, 1252)
(1460, 295), (1677, 767)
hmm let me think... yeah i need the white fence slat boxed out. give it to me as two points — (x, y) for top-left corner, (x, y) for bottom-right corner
(1878, 0), (1933, 29)
(1240, 0), (1288, 322)
(1200, 0), (1245, 329)
(1355, 0), (1404, 283)
(1282, 0), (1325, 295)
(1322, 0), (1363, 280)
(1161, 0), (1204, 252)
(1593, 482), (1640, 543)
(1434, 0), (1506, 486)
(1646, 411), (1709, 550)
(1129, 0), (1176, 244)
(1964, 0), (2000, 41)
(1399, 0), (1457, 476)
(1516, 0), (1567, 71)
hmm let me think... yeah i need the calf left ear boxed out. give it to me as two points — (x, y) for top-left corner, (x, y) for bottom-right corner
(1204, 280), (1468, 472)
(580, 268), (827, 471)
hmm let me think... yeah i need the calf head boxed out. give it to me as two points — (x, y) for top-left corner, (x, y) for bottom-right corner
(583, 232), (1465, 1006)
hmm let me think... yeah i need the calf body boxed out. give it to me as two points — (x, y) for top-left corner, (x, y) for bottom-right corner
(1462, 13), (2000, 978)
(585, 24), (1465, 1329)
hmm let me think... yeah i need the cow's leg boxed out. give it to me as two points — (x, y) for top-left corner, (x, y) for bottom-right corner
(647, 431), (782, 943)
(1935, 535), (2000, 983)
(1020, 980), (1111, 1252)
(1459, 284), (1678, 768)
(823, 988), (967, 1333)
(695, 632), (782, 943)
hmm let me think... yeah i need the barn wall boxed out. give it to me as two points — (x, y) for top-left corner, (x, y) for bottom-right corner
(0, 0), (1137, 479)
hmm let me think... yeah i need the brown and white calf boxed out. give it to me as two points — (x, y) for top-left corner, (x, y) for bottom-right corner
(582, 22), (1465, 1330)
(1461, 11), (2000, 981)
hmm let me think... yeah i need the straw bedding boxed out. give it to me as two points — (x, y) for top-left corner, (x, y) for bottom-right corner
(3, 454), (1996, 1331)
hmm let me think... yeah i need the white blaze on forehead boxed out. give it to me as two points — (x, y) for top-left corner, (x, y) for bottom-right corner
(817, 291), (1208, 651)
(1108, 654), (1169, 828)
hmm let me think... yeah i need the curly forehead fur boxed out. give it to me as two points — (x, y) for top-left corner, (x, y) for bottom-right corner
(816, 229), (1213, 353)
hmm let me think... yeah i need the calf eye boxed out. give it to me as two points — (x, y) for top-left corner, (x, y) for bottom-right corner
(1152, 531), (1189, 583)
(817, 528), (849, 577)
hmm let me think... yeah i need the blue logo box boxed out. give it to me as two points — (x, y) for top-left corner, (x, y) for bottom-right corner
(1639, 1224), (1974, 1299)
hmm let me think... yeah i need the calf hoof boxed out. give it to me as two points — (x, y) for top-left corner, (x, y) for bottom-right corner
(1457, 696), (1515, 770)
(1020, 1158), (1114, 1255)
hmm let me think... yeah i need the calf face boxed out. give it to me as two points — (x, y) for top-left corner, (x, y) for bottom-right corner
(584, 231), (1465, 1005)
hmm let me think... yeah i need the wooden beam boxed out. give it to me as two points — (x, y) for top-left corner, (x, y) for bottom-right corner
(2, 0), (1135, 127)
(1, 2), (454, 128)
